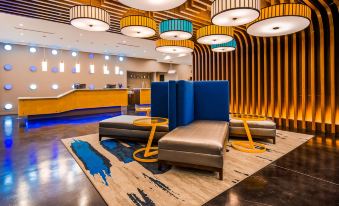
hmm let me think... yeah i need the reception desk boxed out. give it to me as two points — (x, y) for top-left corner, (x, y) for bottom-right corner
(133, 88), (151, 105)
(18, 89), (128, 118)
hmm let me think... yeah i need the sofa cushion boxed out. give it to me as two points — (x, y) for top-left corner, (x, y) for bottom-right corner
(99, 115), (169, 132)
(159, 120), (228, 155)
(229, 118), (276, 129)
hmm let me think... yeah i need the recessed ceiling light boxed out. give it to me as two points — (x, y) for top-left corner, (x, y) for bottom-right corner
(118, 56), (124, 62)
(29, 84), (37, 90)
(4, 103), (13, 110)
(29, 47), (37, 53)
(104, 55), (110, 60)
(4, 44), (12, 51)
(19, 23), (23, 27)
(52, 49), (58, 55)
(51, 84), (59, 90)
(71, 51), (77, 57)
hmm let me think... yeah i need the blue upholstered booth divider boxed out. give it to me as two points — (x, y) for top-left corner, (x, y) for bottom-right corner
(176, 80), (194, 126)
(194, 81), (229, 121)
(151, 81), (177, 131)
(151, 80), (229, 130)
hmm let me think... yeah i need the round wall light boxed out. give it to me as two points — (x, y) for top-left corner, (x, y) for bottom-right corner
(246, 3), (311, 37)
(211, 0), (260, 26)
(71, 51), (77, 57)
(120, 15), (157, 38)
(196, 25), (234, 45)
(70, 5), (110, 31)
(51, 67), (59, 73)
(3, 64), (13, 71)
(29, 84), (37, 90)
(51, 84), (59, 90)
(155, 39), (194, 54)
(4, 84), (12, 90)
(211, 39), (237, 52)
(4, 103), (13, 110)
(52, 49), (58, 55)
(29, 47), (37, 53)
(159, 19), (193, 40)
(29, 66), (37, 72)
(118, 0), (187, 11)
(4, 44), (12, 51)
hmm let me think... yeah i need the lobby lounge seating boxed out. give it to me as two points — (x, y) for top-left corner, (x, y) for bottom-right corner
(229, 118), (276, 144)
(154, 80), (230, 180)
(99, 115), (168, 142)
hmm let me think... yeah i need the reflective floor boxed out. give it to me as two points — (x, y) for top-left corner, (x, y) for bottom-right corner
(1, 115), (338, 206)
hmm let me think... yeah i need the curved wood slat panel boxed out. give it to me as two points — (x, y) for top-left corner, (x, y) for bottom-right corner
(193, 0), (338, 134)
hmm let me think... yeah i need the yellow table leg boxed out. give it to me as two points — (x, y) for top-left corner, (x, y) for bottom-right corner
(133, 124), (159, 162)
(232, 120), (266, 153)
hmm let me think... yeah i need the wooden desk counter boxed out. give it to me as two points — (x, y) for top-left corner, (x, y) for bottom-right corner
(18, 89), (128, 117)
(133, 88), (151, 105)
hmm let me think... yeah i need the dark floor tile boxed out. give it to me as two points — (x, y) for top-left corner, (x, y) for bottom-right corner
(273, 136), (339, 184)
(204, 164), (339, 206)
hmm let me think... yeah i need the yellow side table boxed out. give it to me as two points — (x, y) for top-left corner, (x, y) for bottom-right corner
(231, 114), (267, 153)
(133, 117), (168, 163)
(135, 107), (151, 117)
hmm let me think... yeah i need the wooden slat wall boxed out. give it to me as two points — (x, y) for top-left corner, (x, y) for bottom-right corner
(193, 0), (338, 134)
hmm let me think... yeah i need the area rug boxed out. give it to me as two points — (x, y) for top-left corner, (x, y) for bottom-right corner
(62, 130), (313, 206)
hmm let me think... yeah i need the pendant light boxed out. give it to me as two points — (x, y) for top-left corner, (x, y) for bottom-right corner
(41, 48), (47, 72)
(155, 39), (194, 54)
(159, 19), (193, 40)
(211, 0), (260, 26)
(211, 39), (237, 52)
(196, 25), (234, 45)
(70, 2), (110, 32)
(118, 0), (187, 11)
(246, 3), (311, 37)
(120, 15), (157, 38)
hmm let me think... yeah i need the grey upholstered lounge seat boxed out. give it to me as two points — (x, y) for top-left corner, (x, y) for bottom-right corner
(99, 115), (169, 141)
(229, 118), (276, 143)
(158, 120), (229, 180)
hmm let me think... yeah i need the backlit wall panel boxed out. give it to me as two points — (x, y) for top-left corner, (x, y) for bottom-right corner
(193, 0), (338, 134)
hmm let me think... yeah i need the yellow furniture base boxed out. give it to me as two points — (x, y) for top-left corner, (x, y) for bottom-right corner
(231, 114), (267, 153)
(132, 117), (168, 163)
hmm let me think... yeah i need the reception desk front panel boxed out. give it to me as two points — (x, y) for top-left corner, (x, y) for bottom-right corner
(18, 89), (128, 117)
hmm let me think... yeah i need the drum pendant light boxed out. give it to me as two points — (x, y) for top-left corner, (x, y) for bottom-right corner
(246, 3), (311, 37)
(159, 19), (193, 40)
(70, 5), (110, 32)
(155, 40), (194, 54)
(120, 15), (157, 38)
(211, 0), (260, 26)
(196, 25), (234, 45)
(211, 39), (237, 52)
(118, 0), (187, 11)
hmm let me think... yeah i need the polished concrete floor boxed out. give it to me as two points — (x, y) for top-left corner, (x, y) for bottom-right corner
(0, 114), (338, 206)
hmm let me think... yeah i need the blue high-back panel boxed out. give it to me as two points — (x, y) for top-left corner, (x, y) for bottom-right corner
(176, 80), (194, 126)
(168, 81), (177, 131)
(193, 81), (229, 121)
(151, 82), (169, 118)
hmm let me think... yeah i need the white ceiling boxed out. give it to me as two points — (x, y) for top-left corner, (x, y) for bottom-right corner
(0, 12), (192, 65)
